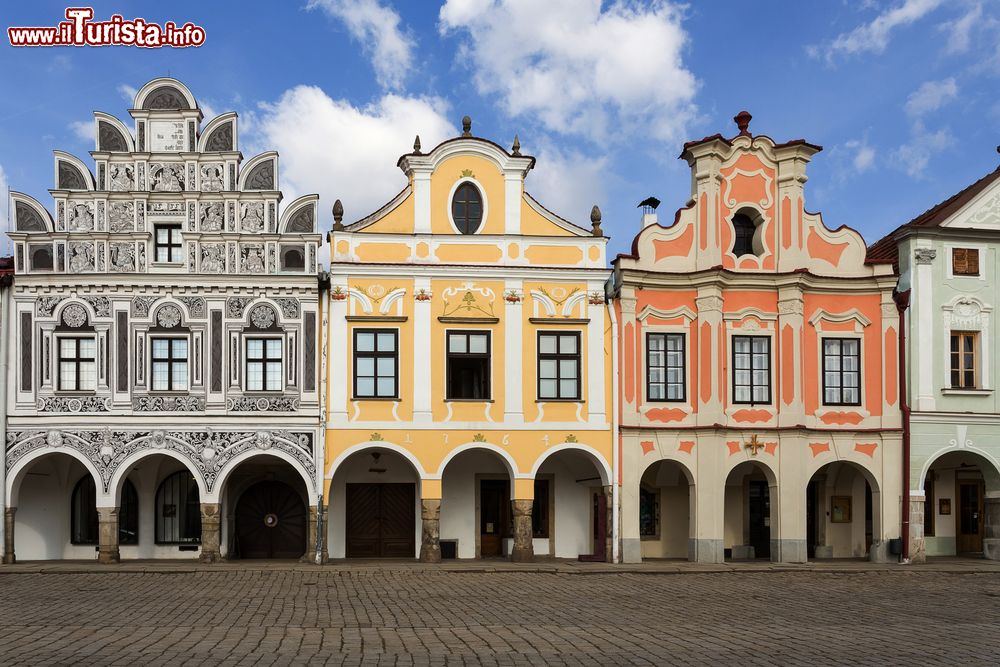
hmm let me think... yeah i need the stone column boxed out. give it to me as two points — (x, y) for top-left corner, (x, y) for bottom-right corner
(302, 504), (319, 564)
(97, 507), (120, 564)
(319, 501), (330, 563)
(2, 507), (15, 564)
(199, 502), (222, 563)
(983, 497), (1000, 561)
(909, 496), (926, 564)
(419, 499), (442, 563)
(510, 500), (534, 563)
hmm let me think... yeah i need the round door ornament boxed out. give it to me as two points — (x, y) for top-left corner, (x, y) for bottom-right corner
(263, 513), (279, 528)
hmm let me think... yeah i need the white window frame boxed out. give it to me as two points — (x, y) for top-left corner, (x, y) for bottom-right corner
(243, 335), (284, 393)
(148, 334), (191, 393)
(446, 176), (489, 235)
(55, 334), (98, 393)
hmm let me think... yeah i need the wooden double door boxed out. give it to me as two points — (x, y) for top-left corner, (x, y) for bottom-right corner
(234, 481), (306, 559)
(480, 479), (510, 557)
(346, 483), (416, 558)
(748, 480), (771, 559)
(957, 480), (985, 555)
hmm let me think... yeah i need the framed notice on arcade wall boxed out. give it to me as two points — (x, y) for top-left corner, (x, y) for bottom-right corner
(831, 496), (852, 523)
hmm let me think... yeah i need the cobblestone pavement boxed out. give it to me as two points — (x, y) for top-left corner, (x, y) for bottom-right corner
(1, 569), (999, 666)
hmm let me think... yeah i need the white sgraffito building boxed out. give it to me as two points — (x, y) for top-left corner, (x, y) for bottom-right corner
(2, 78), (324, 563)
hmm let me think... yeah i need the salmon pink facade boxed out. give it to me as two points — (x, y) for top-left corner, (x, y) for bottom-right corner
(613, 113), (902, 564)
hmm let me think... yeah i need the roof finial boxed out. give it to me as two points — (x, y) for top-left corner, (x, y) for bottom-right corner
(734, 110), (752, 137)
(590, 205), (603, 237)
(332, 199), (344, 231)
(413, 135), (421, 154)
(512, 134), (521, 156)
(462, 115), (472, 137)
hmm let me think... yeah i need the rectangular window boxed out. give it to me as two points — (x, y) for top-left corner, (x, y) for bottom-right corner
(154, 225), (183, 263)
(822, 338), (861, 405)
(647, 332), (685, 402)
(950, 331), (978, 389)
(446, 331), (491, 400)
(150, 337), (189, 391)
(537, 332), (581, 400)
(531, 479), (550, 539)
(732, 335), (771, 404)
(952, 248), (980, 276)
(246, 337), (282, 392)
(353, 329), (398, 399)
(58, 337), (97, 391)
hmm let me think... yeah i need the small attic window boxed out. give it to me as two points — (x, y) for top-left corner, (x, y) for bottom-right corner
(452, 182), (483, 234)
(731, 212), (759, 257)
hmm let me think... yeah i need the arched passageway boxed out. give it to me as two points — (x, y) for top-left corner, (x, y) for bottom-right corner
(807, 461), (880, 560)
(921, 450), (1000, 558)
(534, 448), (609, 560)
(439, 448), (514, 559)
(724, 461), (776, 561)
(638, 460), (693, 561)
(328, 447), (421, 559)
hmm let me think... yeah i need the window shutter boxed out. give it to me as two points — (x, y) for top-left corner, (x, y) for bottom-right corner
(968, 249), (979, 275)
(953, 248), (967, 274)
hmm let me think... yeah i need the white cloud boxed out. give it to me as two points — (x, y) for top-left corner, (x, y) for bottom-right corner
(249, 85), (455, 234)
(69, 120), (93, 143)
(439, 0), (698, 144)
(940, 3), (982, 54)
(893, 121), (952, 177)
(523, 140), (609, 228)
(815, 0), (943, 62)
(117, 84), (138, 104)
(904, 78), (958, 117)
(307, 0), (415, 90)
(846, 139), (877, 172)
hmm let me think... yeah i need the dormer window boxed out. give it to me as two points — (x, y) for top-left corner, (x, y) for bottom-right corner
(452, 182), (483, 234)
(732, 213), (756, 257)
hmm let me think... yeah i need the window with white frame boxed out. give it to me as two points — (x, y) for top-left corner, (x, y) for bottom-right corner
(245, 337), (282, 392)
(537, 331), (581, 400)
(154, 225), (183, 263)
(822, 338), (861, 405)
(447, 331), (491, 399)
(732, 335), (770, 404)
(950, 331), (979, 389)
(353, 329), (398, 399)
(647, 332), (685, 401)
(150, 337), (189, 391)
(58, 337), (97, 391)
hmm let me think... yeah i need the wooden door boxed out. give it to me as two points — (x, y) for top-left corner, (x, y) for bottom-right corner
(346, 483), (415, 558)
(748, 481), (770, 559)
(957, 480), (984, 554)
(580, 490), (608, 562)
(234, 481), (306, 559)
(480, 479), (509, 557)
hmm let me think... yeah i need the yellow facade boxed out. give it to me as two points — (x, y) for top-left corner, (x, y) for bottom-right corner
(325, 129), (614, 561)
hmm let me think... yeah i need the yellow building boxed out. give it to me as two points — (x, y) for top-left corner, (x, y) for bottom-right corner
(324, 120), (615, 562)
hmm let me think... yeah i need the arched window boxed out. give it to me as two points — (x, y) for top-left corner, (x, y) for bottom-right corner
(71, 477), (139, 545)
(451, 182), (483, 234)
(731, 213), (757, 257)
(155, 471), (202, 544)
(281, 246), (305, 271)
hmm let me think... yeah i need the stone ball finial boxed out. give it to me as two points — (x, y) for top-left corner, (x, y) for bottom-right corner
(413, 135), (421, 154)
(332, 199), (344, 231)
(590, 205), (602, 237)
(512, 134), (521, 156)
(734, 110), (752, 136)
(462, 115), (472, 136)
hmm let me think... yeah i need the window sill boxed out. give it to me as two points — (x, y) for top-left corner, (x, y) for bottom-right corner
(53, 391), (98, 396)
(535, 399), (583, 403)
(644, 399), (688, 404)
(820, 403), (863, 408)
(351, 396), (399, 402)
(941, 388), (993, 396)
(445, 398), (495, 403)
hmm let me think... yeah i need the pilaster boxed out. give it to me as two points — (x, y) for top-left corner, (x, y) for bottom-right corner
(2, 508), (15, 564)
(419, 499), (442, 563)
(776, 287), (805, 427)
(97, 506), (120, 564)
(413, 276), (433, 422)
(199, 502), (222, 563)
(510, 499), (534, 563)
(695, 288), (724, 426)
(912, 245), (936, 411)
(503, 279), (523, 424)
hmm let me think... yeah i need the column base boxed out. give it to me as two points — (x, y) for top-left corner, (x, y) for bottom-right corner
(1, 553), (14, 565)
(97, 549), (120, 564)
(688, 538), (724, 564)
(771, 538), (807, 564)
(867, 540), (895, 563)
(419, 544), (442, 563)
(510, 499), (534, 563)
(621, 538), (642, 564)
(510, 546), (534, 563)
(984, 539), (1000, 561)
(199, 551), (222, 564)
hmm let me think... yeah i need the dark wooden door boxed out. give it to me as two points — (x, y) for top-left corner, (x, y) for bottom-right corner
(346, 483), (415, 558)
(580, 490), (608, 562)
(806, 481), (817, 559)
(480, 479), (509, 557)
(957, 480), (984, 554)
(748, 480), (770, 559)
(234, 481), (306, 559)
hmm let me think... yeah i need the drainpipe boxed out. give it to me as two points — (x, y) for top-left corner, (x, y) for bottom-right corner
(607, 298), (620, 563)
(894, 289), (911, 563)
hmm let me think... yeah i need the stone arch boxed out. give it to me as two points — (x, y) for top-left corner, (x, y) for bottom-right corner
(637, 457), (696, 561)
(199, 112), (237, 152)
(54, 299), (95, 328)
(724, 454), (778, 486)
(239, 152), (277, 191)
(434, 443), (518, 481)
(806, 459), (883, 560)
(279, 195), (318, 234)
(919, 446), (1000, 493)
(213, 449), (318, 505)
(529, 442), (611, 486)
(106, 448), (208, 507)
(6, 447), (103, 507)
(94, 112), (133, 152)
(54, 152), (94, 191)
(11, 192), (53, 233)
(326, 441), (427, 480)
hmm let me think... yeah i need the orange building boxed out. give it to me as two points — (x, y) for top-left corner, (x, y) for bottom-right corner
(612, 112), (902, 563)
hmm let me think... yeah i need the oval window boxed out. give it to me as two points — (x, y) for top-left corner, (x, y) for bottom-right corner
(452, 182), (483, 234)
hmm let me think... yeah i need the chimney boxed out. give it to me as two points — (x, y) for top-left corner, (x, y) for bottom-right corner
(638, 196), (660, 228)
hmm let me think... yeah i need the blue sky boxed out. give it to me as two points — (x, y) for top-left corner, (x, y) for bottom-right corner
(2, 0), (999, 259)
